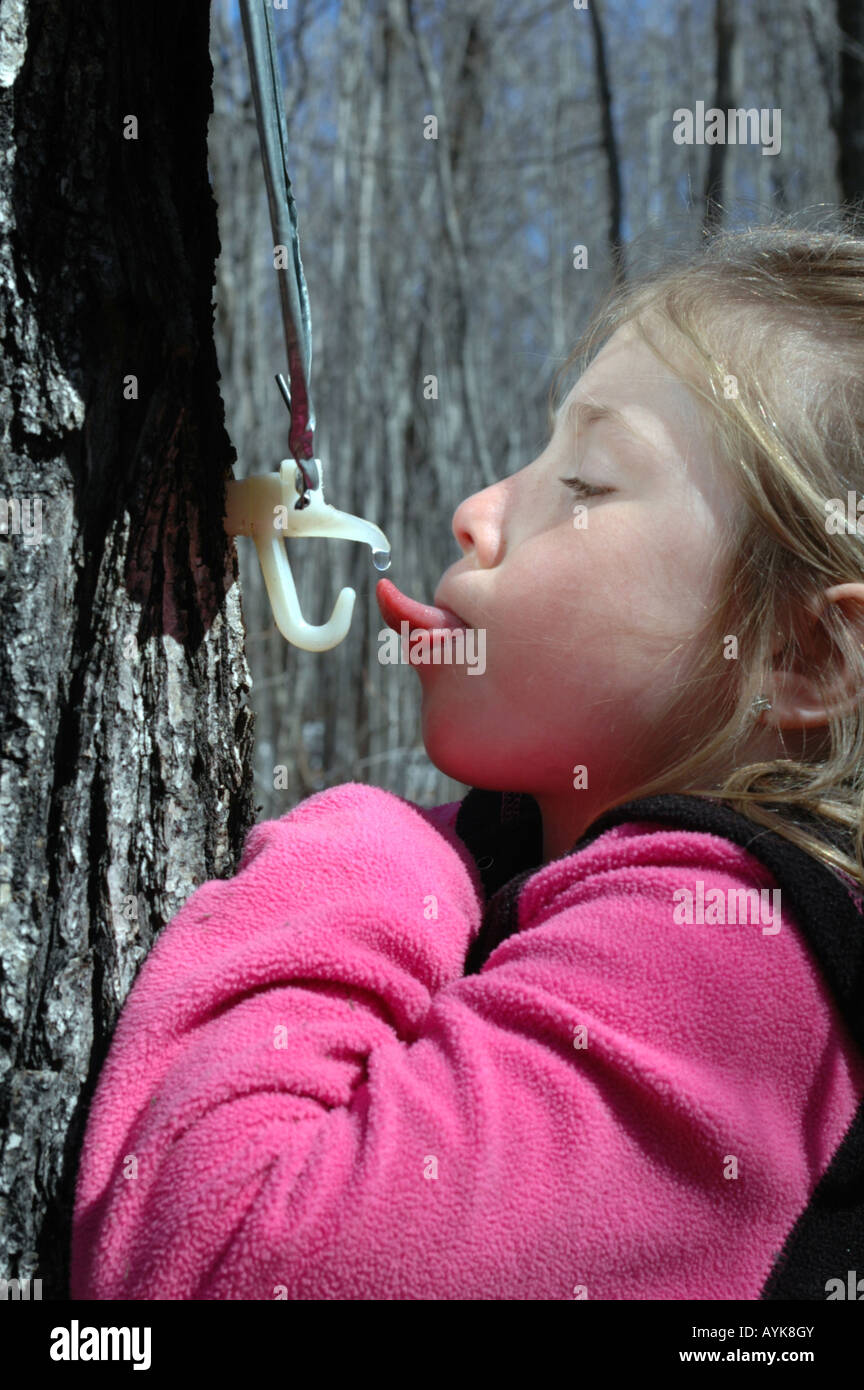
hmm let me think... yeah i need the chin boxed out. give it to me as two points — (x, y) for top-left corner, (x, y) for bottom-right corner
(419, 696), (527, 792)
(420, 698), (486, 786)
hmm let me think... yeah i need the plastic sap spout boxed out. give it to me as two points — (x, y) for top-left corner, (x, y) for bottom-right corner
(224, 458), (391, 652)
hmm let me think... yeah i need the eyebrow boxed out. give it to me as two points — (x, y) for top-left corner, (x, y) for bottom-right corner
(552, 398), (650, 449)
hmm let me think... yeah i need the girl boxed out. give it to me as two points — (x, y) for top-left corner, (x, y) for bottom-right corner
(72, 220), (864, 1300)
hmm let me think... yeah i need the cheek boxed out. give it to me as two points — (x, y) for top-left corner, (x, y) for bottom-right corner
(485, 524), (714, 706)
(477, 536), (620, 681)
(417, 511), (723, 777)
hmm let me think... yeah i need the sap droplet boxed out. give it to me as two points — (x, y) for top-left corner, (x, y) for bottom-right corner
(371, 548), (392, 572)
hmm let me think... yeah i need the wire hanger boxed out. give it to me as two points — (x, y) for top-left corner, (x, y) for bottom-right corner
(225, 0), (391, 652)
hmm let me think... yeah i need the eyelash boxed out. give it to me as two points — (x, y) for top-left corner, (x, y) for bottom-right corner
(559, 475), (611, 499)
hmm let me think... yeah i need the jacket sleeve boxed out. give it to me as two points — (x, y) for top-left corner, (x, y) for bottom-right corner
(69, 788), (864, 1300)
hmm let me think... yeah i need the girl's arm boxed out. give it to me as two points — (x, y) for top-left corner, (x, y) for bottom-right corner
(70, 781), (484, 1299)
(70, 788), (864, 1299)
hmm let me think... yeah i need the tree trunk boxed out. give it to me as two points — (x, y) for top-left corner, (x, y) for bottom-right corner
(0, 0), (255, 1300)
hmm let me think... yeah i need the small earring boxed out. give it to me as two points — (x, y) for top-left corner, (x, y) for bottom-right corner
(751, 695), (772, 716)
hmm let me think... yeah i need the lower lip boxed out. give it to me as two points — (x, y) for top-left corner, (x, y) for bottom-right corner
(376, 578), (468, 634)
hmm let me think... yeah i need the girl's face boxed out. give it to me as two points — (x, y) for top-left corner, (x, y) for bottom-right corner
(418, 322), (744, 860)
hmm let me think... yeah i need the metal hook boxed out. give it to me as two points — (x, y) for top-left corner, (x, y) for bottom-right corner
(224, 456), (391, 653)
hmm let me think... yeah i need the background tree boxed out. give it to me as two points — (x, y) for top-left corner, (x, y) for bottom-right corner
(702, 0), (737, 233)
(835, 0), (864, 205)
(0, 1), (255, 1298)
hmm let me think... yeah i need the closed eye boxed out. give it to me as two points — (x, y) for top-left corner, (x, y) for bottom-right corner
(559, 475), (614, 499)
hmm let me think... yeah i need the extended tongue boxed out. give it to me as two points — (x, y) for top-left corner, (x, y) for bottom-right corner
(376, 578), (466, 633)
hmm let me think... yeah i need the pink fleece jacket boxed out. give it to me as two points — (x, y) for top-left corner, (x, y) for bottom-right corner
(70, 782), (864, 1300)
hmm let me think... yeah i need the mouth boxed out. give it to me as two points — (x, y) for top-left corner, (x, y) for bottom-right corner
(376, 578), (468, 634)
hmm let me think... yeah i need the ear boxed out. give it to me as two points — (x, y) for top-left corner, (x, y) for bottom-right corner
(760, 583), (864, 728)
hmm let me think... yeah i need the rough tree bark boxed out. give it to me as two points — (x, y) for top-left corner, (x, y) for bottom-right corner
(0, 0), (255, 1299)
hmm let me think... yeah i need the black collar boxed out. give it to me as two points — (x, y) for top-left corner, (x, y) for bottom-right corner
(454, 789), (543, 901)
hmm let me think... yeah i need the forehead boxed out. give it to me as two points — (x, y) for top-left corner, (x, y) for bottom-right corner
(563, 325), (703, 440)
(561, 324), (739, 509)
(573, 323), (696, 408)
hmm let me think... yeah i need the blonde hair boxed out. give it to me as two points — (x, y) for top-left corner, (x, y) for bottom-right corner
(550, 214), (864, 890)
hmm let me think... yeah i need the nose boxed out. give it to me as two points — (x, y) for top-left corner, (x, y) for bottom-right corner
(451, 480), (507, 564)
